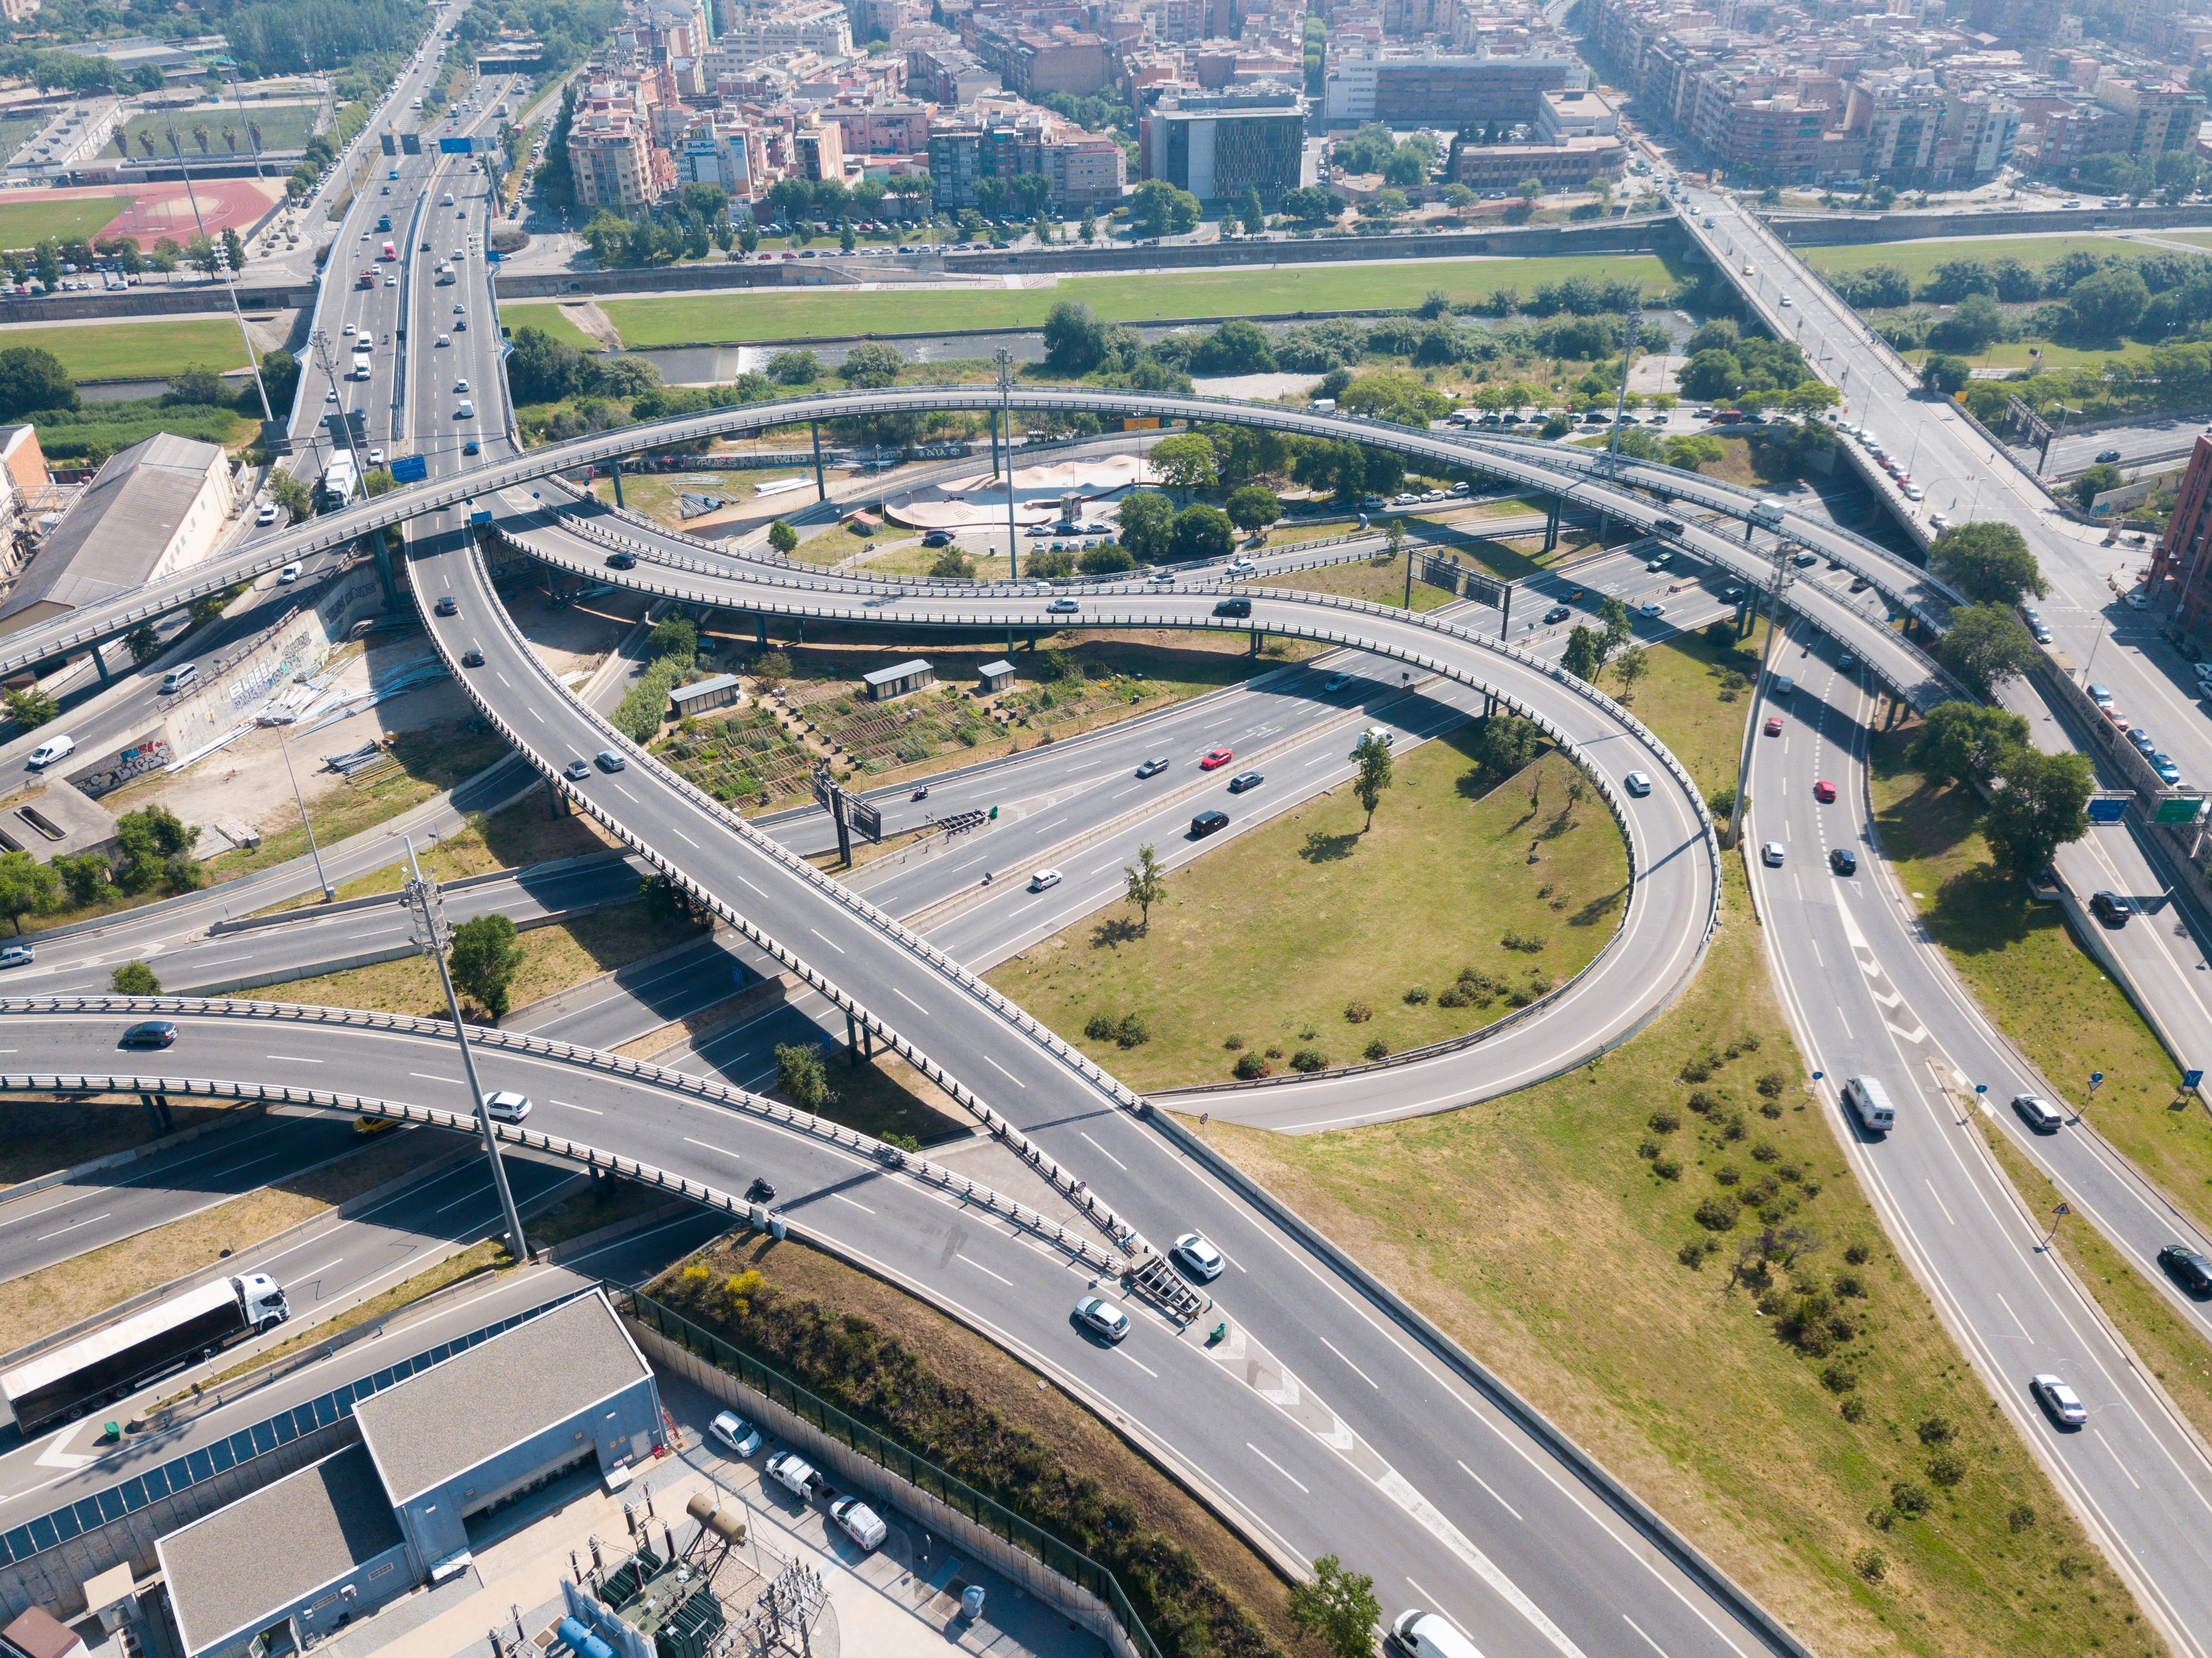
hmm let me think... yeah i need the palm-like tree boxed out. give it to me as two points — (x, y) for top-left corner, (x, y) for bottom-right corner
(191, 124), (209, 154)
(248, 121), (263, 152)
(220, 126), (237, 152)
(136, 131), (153, 157)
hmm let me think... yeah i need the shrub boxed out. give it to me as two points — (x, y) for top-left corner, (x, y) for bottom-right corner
(1115, 1012), (1150, 1048)
(1233, 1051), (1268, 1079)
(1852, 1548), (1886, 1583)
(1223, 1033), (1246, 1050)
(1652, 1155), (1682, 1180)
(1647, 1107), (1681, 1134)
(1755, 1069), (1787, 1098)
(1344, 1000), (1373, 1023)
(1085, 1012), (1119, 1042)
(1714, 1165), (1741, 1186)
(1758, 1100), (1783, 1119)
(1680, 1048), (1721, 1082)
(1363, 1036), (1389, 1061)
(1916, 1414), (1954, 1445)
(1840, 1396), (1867, 1424)
(1677, 1239), (1707, 1267)
(1888, 1480), (1929, 1518)
(1750, 1140), (1779, 1164)
(1686, 1089), (1721, 1115)
(1822, 1362), (1859, 1394)
(1500, 929), (1546, 952)
(1404, 985), (1430, 1004)
(1832, 1272), (1865, 1299)
(1844, 1242), (1871, 1265)
(1637, 1138), (1660, 1160)
(1289, 1047), (1327, 1072)
(2008, 1503), (2036, 1533)
(1694, 1194), (1741, 1231)
(1926, 1450), (1966, 1488)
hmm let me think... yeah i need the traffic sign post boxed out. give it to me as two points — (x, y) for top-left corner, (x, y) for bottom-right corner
(2089, 1072), (2105, 1094)
(2186, 1069), (2204, 1092)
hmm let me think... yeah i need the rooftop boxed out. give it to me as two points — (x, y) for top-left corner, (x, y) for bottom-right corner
(156, 1444), (403, 1658)
(352, 1292), (651, 1503)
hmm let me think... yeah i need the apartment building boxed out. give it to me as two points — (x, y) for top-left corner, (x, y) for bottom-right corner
(568, 104), (672, 212)
(2094, 75), (2208, 153)
(1448, 130), (1626, 188)
(709, 0), (854, 64)
(1323, 48), (1584, 125)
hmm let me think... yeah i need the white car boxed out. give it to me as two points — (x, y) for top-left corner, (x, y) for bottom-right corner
(367, 447), (385, 465)
(342, 321), (356, 335)
(278, 562), (303, 584)
(708, 1411), (762, 1457)
(454, 378), (469, 393)
(256, 504), (279, 525)
(1171, 1231), (1223, 1280)
(1761, 841), (1785, 867)
(483, 1089), (531, 1123)
(830, 1495), (887, 1550)
(1074, 1294), (1130, 1342)
(1028, 868), (1062, 892)
(765, 1450), (818, 1497)
(2032, 1373), (2088, 1426)
(436, 333), (450, 346)
(1622, 770), (1652, 797)
(1226, 555), (1256, 575)
(1638, 601), (1665, 618)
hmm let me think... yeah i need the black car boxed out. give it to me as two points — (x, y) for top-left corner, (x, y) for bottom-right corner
(608, 551), (637, 570)
(460, 648), (484, 668)
(120, 1020), (177, 1048)
(1830, 847), (1857, 875)
(921, 530), (954, 548)
(1653, 517), (1684, 536)
(434, 596), (459, 616)
(2159, 1243), (2212, 1297)
(1190, 809), (1229, 837)
(1543, 603), (1572, 625)
(2096, 448), (2123, 464)
(1212, 597), (1252, 618)
(2091, 889), (2134, 927)
(1227, 770), (1263, 793)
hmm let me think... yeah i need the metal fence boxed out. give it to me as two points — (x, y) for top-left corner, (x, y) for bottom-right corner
(616, 1286), (1164, 1658)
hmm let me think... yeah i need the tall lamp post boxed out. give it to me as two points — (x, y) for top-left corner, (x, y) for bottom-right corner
(996, 347), (1020, 581)
(402, 836), (530, 1262)
(275, 722), (334, 902)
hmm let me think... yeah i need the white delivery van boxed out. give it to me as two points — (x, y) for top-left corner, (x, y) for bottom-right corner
(455, 400), (475, 419)
(25, 733), (75, 770)
(441, 190), (454, 205)
(1390, 1609), (1484, 1658)
(1842, 1074), (1896, 1133)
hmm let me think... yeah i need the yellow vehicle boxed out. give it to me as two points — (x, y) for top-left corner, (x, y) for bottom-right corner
(354, 1115), (400, 1137)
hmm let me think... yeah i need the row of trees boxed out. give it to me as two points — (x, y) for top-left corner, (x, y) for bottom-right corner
(1832, 247), (2212, 350)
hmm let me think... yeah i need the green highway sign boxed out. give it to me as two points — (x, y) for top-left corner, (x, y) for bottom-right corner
(2154, 796), (2206, 825)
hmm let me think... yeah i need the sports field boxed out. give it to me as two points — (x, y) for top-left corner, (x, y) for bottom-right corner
(597, 252), (1682, 347)
(106, 103), (319, 161)
(0, 196), (138, 249)
(0, 316), (259, 380)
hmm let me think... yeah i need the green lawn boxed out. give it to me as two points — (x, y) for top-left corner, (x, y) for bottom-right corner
(1899, 338), (2153, 372)
(0, 316), (262, 381)
(1801, 235), (2151, 286)
(106, 103), (319, 161)
(0, 196), (134, 249)
(1867, 730), (2212, 1230)
(596, 253), (1683, 347)
(500, 301), (603, 352)
(1204, 854), (2153, 1658)
(1629, 615), (1771, 801)
(987, 731), (1629, 1087)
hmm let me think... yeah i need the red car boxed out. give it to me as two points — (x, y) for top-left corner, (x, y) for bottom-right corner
(1763, 716), (1783, 736)
(1814, 779), (1836, 802)
(1200, 746), (1234, 770)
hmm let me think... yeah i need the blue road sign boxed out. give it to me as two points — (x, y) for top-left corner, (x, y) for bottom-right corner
(1974, 1083), (1987, 1093)
(389, 454), (427, 483)
(2090, 1072), (2106, 1092)
(2087, 796), (2130, 824)
(2188, 1069), (2205, 1091)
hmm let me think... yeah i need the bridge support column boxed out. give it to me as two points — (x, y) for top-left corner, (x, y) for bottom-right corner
(608, 457), (625, 509)
(810, 422), (827, 502)
(1542, 497), (1561, 553)
(90, 642), (112, 688)
(846, 1009), (862, 1067)
(140, 1093), (173, 1133)
(989, 409), (1001, 478)
(754, 612), (768, 648)
(1249, 628), (1261, 657)
(371, 533), (401, 613)
(547, 776), (570, 818)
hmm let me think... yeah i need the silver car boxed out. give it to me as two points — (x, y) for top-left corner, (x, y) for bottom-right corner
(2031, 1373), (2087, 1427)
(1074, 1295), (1130, 1342)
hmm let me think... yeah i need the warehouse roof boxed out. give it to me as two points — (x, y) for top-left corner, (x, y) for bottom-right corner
(156, 1444), (402, 1658)
(0, 433), (223, 634)
(351, 1292), (651, 1503)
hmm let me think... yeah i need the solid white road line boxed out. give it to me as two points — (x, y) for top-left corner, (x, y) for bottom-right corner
(1456, 1459), (1524, 1522)
(1247, 1441), (1310, 1493)
(1319, 1335), (1379, 1389)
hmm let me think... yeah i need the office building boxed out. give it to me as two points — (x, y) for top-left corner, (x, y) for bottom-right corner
(1141, 87), (1308, 201)
(1323, 50), (1583, 126)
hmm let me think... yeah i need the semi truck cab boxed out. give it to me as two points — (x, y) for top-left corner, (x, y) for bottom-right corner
(236, 1272), (290, 1332)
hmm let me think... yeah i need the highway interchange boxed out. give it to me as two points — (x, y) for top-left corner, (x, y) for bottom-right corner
(12, 90), (2212, 1658)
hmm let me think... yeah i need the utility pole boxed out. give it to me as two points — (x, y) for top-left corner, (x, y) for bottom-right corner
(165, 124), (274, 423)
(996, 347), (1019, 581)
(309, 329), (378, 494)
(402, 836), (530, 1262)
(1726, 534), (1795, 850)
(276, 722), (335, 902)
(1597, 307), (1640, 544)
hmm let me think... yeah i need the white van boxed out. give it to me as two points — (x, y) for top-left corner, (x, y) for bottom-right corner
(1356, 725), (1395, 753)
(1771, 674), (1794, 696)
(160, 663), (198, 695)
(1390, 1609), (1483, 1658)
(25, 733), (74, 770)
(1842, 1074), (1896, 1133)
(455, 400), (475, 419)
(440, 190), (454, 206)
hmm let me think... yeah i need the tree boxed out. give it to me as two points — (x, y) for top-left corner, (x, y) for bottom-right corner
(5, 685), (58, 728)
(1189, 319), (1276, 375)
(111, 960), (160, 995)
(1116, 490), (1176, 559)
(1129, 179), (1200, 237)
(1078, 542), (1135, 574)
(775, 1041), (830, 1111)
(839, 215), (856, 253)
(1600, 595), (1633, 662)
(1280, 185), (1343, 224)
(267, 469), (314, 521)
(125, 623), (162, 667)
(1123, 843), (1168, 929)
(220, 226), (247, 276)
(929, 545), (975, 579)
(1611, 644), (1648, 703)
(1937, 602), (2037, 696)
(0, 849), (57, 935)
(1911, 700), (2028, 787)
(448, 912), (526, 1019)
(1933, 291), (2005, 354)
(1929, 521), (2046, 605)
(2067, 267), (2150, 339)
(1042, 300), (1117, 373)
(648, 613), (698, 661)
(1563, 623), (1602, 680)
(1984, 746), (2093, 881)
(110, 804), (198, 893)
(1921, 354), (1973, 396)
(1149, 433), (1217, 496)
(767, 349), (820, 385)
(1240, 185), (1266, 234)
(1171, 503), (1236, 561)
(1226, 486), (1282, 533)
(52, 852), (106, 906)
(1287, 1555), (1381, 1658)
(0, 346), (76, 420)
(839, 342), (904, 386)
(1079, 207), (1097, 242)
(2072, 462), (2124, 511)
(769, 520), (800, 554)
(1678, 349), (1744, 402)
(1353, 731), (1394, 830)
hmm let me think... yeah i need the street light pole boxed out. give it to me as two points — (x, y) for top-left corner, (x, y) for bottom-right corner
(275, 722), (334, 902)
(995, 347), (1020, 582)
(402, 836), (530, 1262)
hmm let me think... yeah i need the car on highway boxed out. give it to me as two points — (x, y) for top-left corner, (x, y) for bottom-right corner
(2013, 1093), (2065, 1133)
(920, 530), (953, 548)
(278, 562), (302, 584)
(1622, 770), (1651, 797)
(1761, 841), (1785, 867)
(1323, 674), (1350, 692)
(0, 943), (32, 968)
(1543, 604), (1572, 624)
(463, 440), (480, 455)
(2031, 1373), (2088, 1427)
(564, 758), (592, 780)
(2090, 889), (2134, 927)
(434, 596), (458, 616)
(2096, 448), (2123, 464)
(607, 551), (637, 570)
(386, 275), (396, 286)
(1764, 716), (1783, 736)
(1226, 555), (1257, 576)
(1136, 756), (1169, 778)
(256, 503), (280, 526)
(1172, 1231), (1225, 1280)
(765, 1450), (819, 1498)
(595, 749), (626, 772)
(1645, 553), (1671, 571)
(1228, 770), (1263, 793)
(1213, 597), (1252, 617)
(1200, 747), (1233, 770)
(1813, 779), (1836, 802)
(1829, 847), (1857, 875)
(2030, 621), (2052, 643)
(454, 378), (469, 393)
(2154, 754), (2183, 784)
(120, 1020), (177, 1048)
(1793, 551), (1818, 567)
(1074, 1295), (1131, 1342)
(1047, 597), (1079, 614)
(1147, 567), (1175, 585)
(1190, 809), (1228, 838)
(1638, 601), (1664, 618)
(484, 1091), (531, 1124)
(709, 1411), (762, 1458)
(2159, 1243), (2212, 1297)
(1028, 868), (1062, 892)
(343, 321), (357, 336)
(830, 1495), (887, 1551)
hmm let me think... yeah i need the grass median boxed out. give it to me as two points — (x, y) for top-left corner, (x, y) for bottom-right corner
(987, 726), (1629, 1088)
(0, 316), (264, 381)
